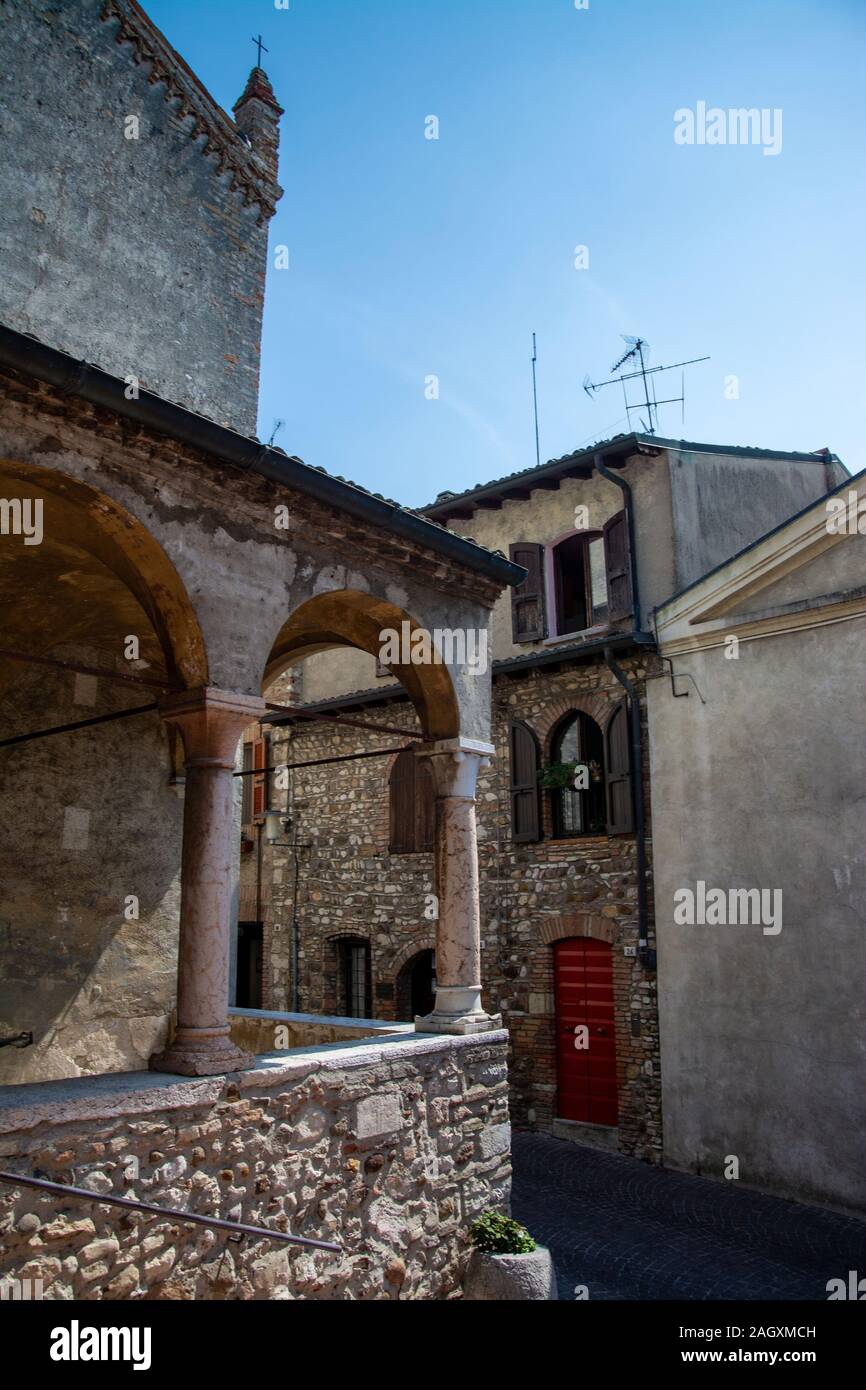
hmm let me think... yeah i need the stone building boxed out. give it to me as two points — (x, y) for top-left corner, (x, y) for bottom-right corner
(241, 437), (846, 1166)
(0, 0), (519, 1299)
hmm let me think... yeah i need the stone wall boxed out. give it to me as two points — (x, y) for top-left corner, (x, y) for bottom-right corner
(0, 1032), (511, 1300)
(228, 1010), (410, 1054)
(263, 652), (663, 1162)
(0, 0), (278, 433)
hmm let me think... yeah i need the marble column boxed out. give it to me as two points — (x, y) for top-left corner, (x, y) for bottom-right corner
(415, 737), (501, 1035)
(150, 687), (266, 1076)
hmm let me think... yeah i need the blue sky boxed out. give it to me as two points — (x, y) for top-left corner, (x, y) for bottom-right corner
(146, 0), (866, 507)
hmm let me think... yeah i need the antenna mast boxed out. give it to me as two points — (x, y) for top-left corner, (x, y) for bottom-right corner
(583, 336), (709, 435)
(531, 333), (541, 468)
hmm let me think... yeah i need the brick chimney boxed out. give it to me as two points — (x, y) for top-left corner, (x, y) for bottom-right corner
(233, 67), (284, 184)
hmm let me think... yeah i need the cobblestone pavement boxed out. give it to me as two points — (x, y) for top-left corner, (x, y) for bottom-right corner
(510, 1132), (866, 1301)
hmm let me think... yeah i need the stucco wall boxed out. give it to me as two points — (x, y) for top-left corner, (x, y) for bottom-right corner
(665, 449), (846, 593)
(647, 619), (866, 1211)
(0, 0), (273, 433)
(0, 659), (180, 1084)
(0, 1032), (511, 1300)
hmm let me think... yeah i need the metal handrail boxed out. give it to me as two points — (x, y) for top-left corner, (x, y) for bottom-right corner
(0, 1170), (341, 1252)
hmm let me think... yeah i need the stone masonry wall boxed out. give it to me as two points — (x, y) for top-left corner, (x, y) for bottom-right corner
(0, 1033), (511, 1300)
(0, 0), (276, 432)
(263, 654), (663, 1163)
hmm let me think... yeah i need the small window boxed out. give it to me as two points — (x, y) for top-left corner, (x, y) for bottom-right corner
(389, 747), (435, 853)
(340, 938), (371, 1018)
(552, 533), (608, 636)
(551, 712), (606, 837)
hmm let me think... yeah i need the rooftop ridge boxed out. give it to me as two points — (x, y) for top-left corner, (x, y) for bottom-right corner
(422, 435), (843, 517)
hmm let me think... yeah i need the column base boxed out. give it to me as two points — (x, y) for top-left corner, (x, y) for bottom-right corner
(415, 1010), (503, 1036)
(150, 1031), (253, 1077)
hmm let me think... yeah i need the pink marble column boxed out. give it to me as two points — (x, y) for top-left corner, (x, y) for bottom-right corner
(150, 687), (266, 1076)
(415, 737), (501, 1035)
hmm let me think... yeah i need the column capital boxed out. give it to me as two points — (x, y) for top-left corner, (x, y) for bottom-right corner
(158, 687), (266, 765)
(418, 736), (494, 798)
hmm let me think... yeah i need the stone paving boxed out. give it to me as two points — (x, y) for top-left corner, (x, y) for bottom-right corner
(510, 1132), (866, 1301)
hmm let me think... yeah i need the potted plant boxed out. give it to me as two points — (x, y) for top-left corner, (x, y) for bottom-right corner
(537, 760), (578, 790)
(463, 1211), (558, 1301)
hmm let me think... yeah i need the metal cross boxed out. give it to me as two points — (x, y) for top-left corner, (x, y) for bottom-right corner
(252, 34), (268, 67)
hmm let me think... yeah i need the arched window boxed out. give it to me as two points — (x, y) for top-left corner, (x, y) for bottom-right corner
(338, 937), (371, 1018)
(389, 747), (435, 854)
(550, 711), (606, 837)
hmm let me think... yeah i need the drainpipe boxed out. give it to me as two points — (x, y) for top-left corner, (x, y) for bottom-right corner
(594, 450), (641, 631)
(603, 648), (653, 968)
(595, 448), (653, 966)
(290, 839), (301, 1013)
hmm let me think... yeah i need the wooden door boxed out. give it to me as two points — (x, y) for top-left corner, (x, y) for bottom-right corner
(554, 938), (618, 1126)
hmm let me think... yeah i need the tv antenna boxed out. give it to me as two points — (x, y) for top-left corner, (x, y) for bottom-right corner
(531, 333), (541, 468)
(583, 336), (709, 435)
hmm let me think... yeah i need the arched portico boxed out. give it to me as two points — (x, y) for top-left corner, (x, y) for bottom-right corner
(262, 588), (498, 1038)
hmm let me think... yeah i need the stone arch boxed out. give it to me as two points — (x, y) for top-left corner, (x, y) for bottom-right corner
(261, 589), (460, 740)
(393, 940), (437, 1022)
(389, 933), (436, 979)
(533, 693), (617, 760)
(537, 913), (617, 946)
(0, 458), (208, 694)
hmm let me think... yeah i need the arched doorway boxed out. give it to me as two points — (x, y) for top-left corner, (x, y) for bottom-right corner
(554, 937), (618, 1127)
(396, 948), (436, 1021)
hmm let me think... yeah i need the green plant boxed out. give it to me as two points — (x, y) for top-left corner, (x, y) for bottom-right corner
(470, 1211), (536, 1255)
(537, 761), (578, 791)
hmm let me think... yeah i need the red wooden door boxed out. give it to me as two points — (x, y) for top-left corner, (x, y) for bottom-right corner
(554, 938), (618, 1126)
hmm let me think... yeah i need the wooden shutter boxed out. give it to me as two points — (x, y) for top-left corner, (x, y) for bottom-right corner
(415, 758), (435, 852)
(510, 721), (540, 842)
(390, 747), (417, 853)
(605, 700), (633, 835)
(603, 510), (633, 623)
(241, 741), (254, 831)
(252, 734), (270, 817)
(509, 542), (547, 642)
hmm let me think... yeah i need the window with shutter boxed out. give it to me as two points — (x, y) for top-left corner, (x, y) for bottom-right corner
(251, 734), (270, 818)
(509, 721), (540, 842)
(605, 699), (634, 835)
(389, 747), (435, 853)
(509, 542), (547, 642)
(241, 741), (254, 832)
(551, 712), (605, 837)
(602, 510), (633, 623)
